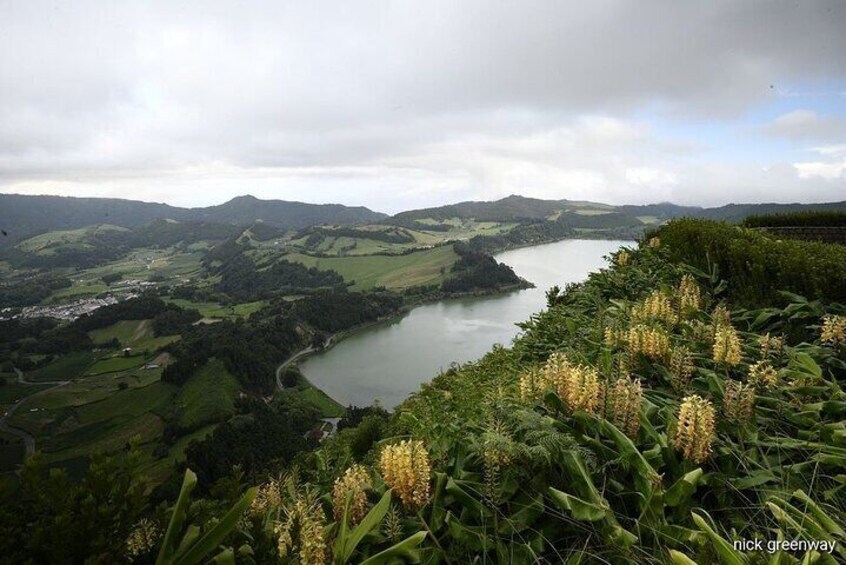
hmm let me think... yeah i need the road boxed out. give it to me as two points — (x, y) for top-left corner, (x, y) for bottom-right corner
(274, 336), (335, 390)
(275, 346), (317, 389)
(0, 368), (70, 457)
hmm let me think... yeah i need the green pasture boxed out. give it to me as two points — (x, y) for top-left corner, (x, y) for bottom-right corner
(88, 319), (179, 351)
(287, 245), (458, 290)
(28, 351), (96, 382)
(175, 359), (240, 430)
(164, 299), (267, 319)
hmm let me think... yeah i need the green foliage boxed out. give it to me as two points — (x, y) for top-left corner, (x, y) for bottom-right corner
(0, 443), (148, 563)
(441, 242), (524, 293)
(156, 468), (256, 565)
(655, 218), (846, 304)
(744, 210), (846, 227)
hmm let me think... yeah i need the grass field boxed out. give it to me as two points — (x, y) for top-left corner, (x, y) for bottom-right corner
(86, 354), (147, 375)
(16, 225), (127, 255)
(88, 319), (180, 351)
(175, 359), (240, 430)
(165, 299), (267, 319)
(287, 245), (458, 290)
(141, 423), (217, 484)
(28, 351), (96, 382)
(0, 377), (51, 405)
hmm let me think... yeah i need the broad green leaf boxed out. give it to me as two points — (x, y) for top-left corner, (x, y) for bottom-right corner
(668, 549), (699, 565)
(360, 531), (427, 565)
(156, 469), (198, 565)
(665, 468), (703, 507)
(335, 489), (392, 564)
(549, 488), (606, 521)
(599, 420), (662, 501)
(497, 494), (544, 535)
(791, 490), (846, 538)
(174, 486), (257, 565)
(691, 511), (748, 565)
(212, 548), (234, 565)
(445, 477), (487, 516)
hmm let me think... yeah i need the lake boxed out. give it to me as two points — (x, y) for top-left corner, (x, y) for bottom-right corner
(299, 238), (632, 408)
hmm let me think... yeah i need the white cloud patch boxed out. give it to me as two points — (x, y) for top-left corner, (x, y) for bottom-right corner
(764, 110), (846, 141)
(794, 145), (846, 180)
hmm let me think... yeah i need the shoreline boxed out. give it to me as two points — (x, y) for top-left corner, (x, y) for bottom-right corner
(273, 280), (535, 404)
(273, 236), (631, 409)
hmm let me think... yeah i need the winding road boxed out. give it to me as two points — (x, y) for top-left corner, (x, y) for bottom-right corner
(0, 368), (70, 457)
(275, 346), (317, 389)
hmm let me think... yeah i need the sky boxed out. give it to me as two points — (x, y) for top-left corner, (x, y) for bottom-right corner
(1, 1), (845, 214)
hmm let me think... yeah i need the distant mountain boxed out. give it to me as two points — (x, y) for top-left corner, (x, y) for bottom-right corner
(391, 194), (612, 222)
(0, 194), (387, 246)
(391, 194), (846, 225)
(190, 195), (387, 229)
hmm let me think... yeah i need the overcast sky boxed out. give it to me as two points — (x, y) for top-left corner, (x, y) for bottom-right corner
(1, 1), (845, 213)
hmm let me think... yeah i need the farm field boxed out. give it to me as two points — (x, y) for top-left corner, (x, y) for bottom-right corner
(286, 244), (459, 290)
(87, 319), (179, 351)
(164, 299), (267, 319)
(27, 351), (96, 382)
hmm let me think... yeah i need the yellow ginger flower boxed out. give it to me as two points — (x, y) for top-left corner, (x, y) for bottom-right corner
(518, 366), (549, 402)
(713, 324), (742, 366)
(614, 354), (630, 380)
(250, 478), (283, 516)
(379, 440), (431, 510)
(332, 464), (371, 525)
(275, 491), (327, 565)
(669, 346), (695, 392)
(631, 290), (676, 326)
(606, 375), (642, 438)
(627, 324), (670, 360)
(821, 314), (846, 346)
(747, 360), (778, 389)
(542, 351), (573, 401)
(723, 380), (755, 425)
(615, 249), (631, 267)
(556, 364), (603, 415)
(646, 237), (661, 248)
(125, 518), (159, 562)
(673, 395), (716, 464)
(759, 333), (784, 360)
(711, 304), (732, 330)
(676, 274), (701, 315)
(604, 326), (626, 349)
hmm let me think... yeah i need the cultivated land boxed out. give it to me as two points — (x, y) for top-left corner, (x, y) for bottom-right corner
(286, 245), (459, 290)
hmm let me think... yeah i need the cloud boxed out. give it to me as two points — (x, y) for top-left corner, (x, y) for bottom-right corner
(794, 145), (846, 180)
(1, 1), (845, 210)
(763, 110), (846, 141)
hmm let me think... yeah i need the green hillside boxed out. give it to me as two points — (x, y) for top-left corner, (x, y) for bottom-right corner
(286, 245), (459, 290)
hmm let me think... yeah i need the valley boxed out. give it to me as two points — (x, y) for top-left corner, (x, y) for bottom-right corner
(2, 195), (846, 563)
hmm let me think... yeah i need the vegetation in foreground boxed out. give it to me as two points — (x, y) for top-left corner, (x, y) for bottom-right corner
(2, 219), (845, 563)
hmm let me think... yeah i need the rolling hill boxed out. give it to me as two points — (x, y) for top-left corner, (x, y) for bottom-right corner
(0, 194), (387, 247)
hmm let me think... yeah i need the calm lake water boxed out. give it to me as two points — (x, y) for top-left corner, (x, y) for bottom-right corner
(299, 239), (632, 408)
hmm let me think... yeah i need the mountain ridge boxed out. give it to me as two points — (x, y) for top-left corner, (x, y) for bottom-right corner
(0, 193), (387, 246)
(3, 192), (846, 247)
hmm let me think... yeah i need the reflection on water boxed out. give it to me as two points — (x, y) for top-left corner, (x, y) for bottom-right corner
(299, 239), (632, 408)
